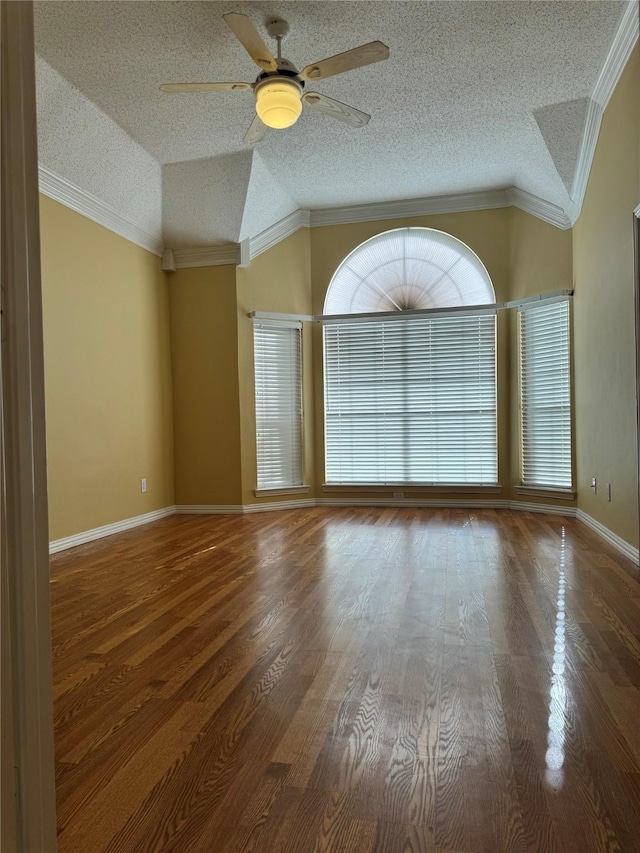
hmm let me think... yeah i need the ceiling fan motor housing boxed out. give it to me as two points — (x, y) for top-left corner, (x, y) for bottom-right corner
(255, 62), (304, 86)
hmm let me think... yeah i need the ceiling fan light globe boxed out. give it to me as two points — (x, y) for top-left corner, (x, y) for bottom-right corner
(255, 80), (302, 129)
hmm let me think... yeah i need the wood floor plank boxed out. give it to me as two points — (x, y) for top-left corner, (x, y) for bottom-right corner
(50, 508), (640, 852)
(373, 820), (436, 852)
(221, 774), (300, 852)
(56, 702), (197, 852)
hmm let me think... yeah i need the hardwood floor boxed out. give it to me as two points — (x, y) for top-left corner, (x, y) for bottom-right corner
(50, 508), (640, 852)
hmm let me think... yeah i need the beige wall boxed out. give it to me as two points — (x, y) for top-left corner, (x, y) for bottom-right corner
(40, 195), (174, 540)
(167, 229), (314, 510)
(573, 47), (640, 548)
(236, 228), (314, 505)
(169, 264), (242, 506)
(508, 207), (573, 301)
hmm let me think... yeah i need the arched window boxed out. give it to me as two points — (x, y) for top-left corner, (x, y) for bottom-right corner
(324, 227), (495, 315)
(323, 228), (497, 486)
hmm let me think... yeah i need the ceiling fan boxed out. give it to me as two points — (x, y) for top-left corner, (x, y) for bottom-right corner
(160, 12), (389, 144)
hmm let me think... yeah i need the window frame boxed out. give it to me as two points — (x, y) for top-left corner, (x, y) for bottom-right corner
(253, 319), (306, 495)
(322, 311), (499, 487)
(517, 298), (574, 495)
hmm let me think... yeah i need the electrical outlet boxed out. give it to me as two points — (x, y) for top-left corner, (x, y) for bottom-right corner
(591, 477), (597, 493)
(606, 483), (612, 502)
(393, 491), (404, 500)
(141, 478), (147, 493)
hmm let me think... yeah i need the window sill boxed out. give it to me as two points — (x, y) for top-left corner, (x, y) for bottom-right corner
(515, 486), (575, 500)
(255, 485), (311, 498)
(322, 483), (502, 494)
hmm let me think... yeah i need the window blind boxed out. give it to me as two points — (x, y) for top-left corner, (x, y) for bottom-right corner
(324, 314), (497, 485)
(519, 300), (572, 489)
(254, 321), (303, 490)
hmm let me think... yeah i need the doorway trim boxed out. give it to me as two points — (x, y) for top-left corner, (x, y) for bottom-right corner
(1, 2), (57, 850)
(635, 203), (640, 555)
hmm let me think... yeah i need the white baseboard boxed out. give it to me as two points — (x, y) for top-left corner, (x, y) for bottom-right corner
(174, 504), (244, 515)
(49, 500), (638, 567)
(50, 500), (314, 552)
(242, 498), (316, 513)
(509, 500), (577, 516)
(576, 509), (639, 565)
(317, 498), (578, 516)
(174, 499), (317, 515)
(316, 497), (511, 510)
(49, 506), (176, 554)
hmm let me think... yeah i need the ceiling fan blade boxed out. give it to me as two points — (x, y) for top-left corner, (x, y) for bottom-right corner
(160, 82), (251, 93)
(302, 92), (370, 127)
(244, 113), (268, 145)
(223, 13), (278, 72)
(301, 41), (389, 81)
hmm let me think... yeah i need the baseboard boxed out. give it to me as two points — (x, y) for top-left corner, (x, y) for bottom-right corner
(49, 506), (176, 554)
(49, 500), (638, 567)
(173, 504), (245, 515)
(509, 500), (577, 517)
(174, 499), (316, 515)
(576, 509), (639, 565)
(316, 497), (511, 510)
(316, 498), (579, 516)
(242, 498), (317, 513)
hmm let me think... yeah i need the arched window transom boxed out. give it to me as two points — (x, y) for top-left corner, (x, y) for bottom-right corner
(324, 227), (495, 315)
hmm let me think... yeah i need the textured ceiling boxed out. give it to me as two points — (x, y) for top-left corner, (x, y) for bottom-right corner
(36, 56), (162, 237)
(34, 1), (627, 246)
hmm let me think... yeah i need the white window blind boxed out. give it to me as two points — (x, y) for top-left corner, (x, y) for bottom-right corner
(324, 314), (497, 485)
(254, 321), (303, 490)
(519, 300), (572, 489)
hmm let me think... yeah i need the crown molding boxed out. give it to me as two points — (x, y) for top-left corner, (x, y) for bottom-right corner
(170, 185), (573, 267)
(172, 244), (239, 268)
(39, 161), (575, 263)
(38, 165), (163, 256)
(569, 2), (639, 223)
(309, 189), (510, 227)
(570, 97), (603, 216)
(506, 187), (573, 229)
(249, 208), (311, 260)
(592, 0), (639, 110)
(169, 209), (311, 270)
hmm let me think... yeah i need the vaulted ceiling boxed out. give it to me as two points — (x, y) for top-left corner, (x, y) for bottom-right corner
(33, 1), (632, 250)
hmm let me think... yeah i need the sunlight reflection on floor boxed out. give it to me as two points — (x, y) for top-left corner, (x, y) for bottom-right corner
(545, 525), (567, 789)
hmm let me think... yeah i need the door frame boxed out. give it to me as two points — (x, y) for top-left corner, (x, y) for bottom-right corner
(1, 2), (57, 850)
(635, 204), (640, 555)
